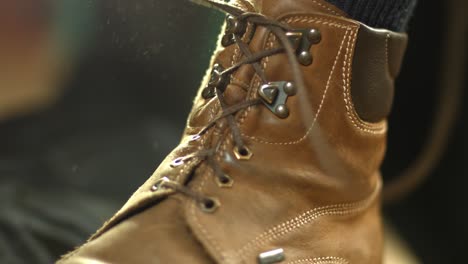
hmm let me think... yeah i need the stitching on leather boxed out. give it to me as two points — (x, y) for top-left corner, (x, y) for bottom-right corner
(190, 15), (363, 264)
(231, 76), (251, 90)
(385, 33), (390, 76)
(190, 166), (227, 261)
(242, 27), (350, 145)
(59, 161), (199, 262)
(59, 141), (206, 262)
(239, 16), (354, 145)
(344, 28), (387, 132)
(238, 17), (351, 135)
(310, 0), (343, 16)
(188, 23), (245, 262)
(190, 129), (234, 262)
(175, 159), (192, 183)
(288, 17), (352, 29)
(341, 26), (387, 134)
(343, 28), (383, 130)
(238, 0), (343, 16)
(176, 120), (212, 182)
(286, 256), (349, 264)
(210, 100), (221, 121)
(233, 180), (381, 260)
(385, 33), (389, 67)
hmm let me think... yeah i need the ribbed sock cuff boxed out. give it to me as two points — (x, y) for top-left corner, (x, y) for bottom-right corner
(325, 0), (417, 32)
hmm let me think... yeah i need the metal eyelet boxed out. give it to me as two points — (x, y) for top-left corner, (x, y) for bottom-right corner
(221, 15), (247, 47)
(189, 134), (201, 142)
(233, 146), (253, 160)
(202, 87), (216, 99)
(151, 176), (171, 192)
(202, 63), (229, 99)
(216, 174), (234, 188)
(170, 157), (184, 168)
(199, 197), (220, 213)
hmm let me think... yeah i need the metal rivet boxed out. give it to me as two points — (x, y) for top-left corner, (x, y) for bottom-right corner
(258, 248), (285, 264)
(283, 82), (296, 96)
(233, 146), (253, 160)
(151, 176), (171, 192)
(170, 157), (184, 168)
(298, 50), (313, 66)
(199, 197), (220, 213)
(307, 28), (321, 44)
(216, 174), (234, 188)
(274, 104), (289, 118)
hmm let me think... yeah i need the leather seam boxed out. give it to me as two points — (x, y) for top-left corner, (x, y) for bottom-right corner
(189, 161), (227, 261)
(310, 0), (344, 16)
(385, 33), (390, 73)
(239, 0), (344, 17)
(231, 76), (251, 90)
(187, 23), (245, 261)
(342, 26), (387, 134)
(58, 155), (198, 262)
(239, 16), (355, 145)
(231, 180), (381, 261)
(177, 122), (209, 182)
(285, 256), (349, 264)
(244, 27), (349, 145)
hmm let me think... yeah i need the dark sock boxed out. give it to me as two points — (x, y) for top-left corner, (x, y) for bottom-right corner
(325, 0), (417, 32)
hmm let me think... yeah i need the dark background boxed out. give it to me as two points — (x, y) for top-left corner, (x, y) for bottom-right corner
(0, 0), (466, 263)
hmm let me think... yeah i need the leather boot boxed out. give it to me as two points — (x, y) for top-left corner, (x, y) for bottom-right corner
(58, 0), (407, 263)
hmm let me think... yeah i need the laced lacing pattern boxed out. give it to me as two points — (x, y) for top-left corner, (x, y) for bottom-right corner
(152, 0), (313, 212)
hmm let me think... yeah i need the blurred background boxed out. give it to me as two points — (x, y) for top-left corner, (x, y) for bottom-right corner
(0, 0), (466, 263)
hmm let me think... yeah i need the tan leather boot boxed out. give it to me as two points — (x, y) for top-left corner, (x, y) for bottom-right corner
(58, 0), (407, 263)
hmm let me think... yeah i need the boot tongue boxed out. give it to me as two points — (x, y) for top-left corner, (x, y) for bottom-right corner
(237, 0), (347, 18)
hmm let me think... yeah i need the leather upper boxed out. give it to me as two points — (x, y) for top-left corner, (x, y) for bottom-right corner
(58, 0), (407, 263)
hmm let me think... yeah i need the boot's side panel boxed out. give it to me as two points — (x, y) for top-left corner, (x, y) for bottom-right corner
(58, 0), (408, 263)
(184, 10), (401, 264)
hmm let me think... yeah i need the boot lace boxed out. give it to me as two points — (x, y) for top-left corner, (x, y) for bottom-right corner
(152, 0), (320, 213)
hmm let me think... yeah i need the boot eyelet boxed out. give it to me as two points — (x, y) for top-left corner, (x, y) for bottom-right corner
(216, 174), (234, 188)
(202, 87), (216, 99)
(199, 197), (220, 213)
(221, 15), (247, 47)
(203, 63), (229, 99)
(234, 146), (253, 160)
(151, 176), (171, 192)
(170, 157), (184, 168)
(189, 134), (201, 142)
